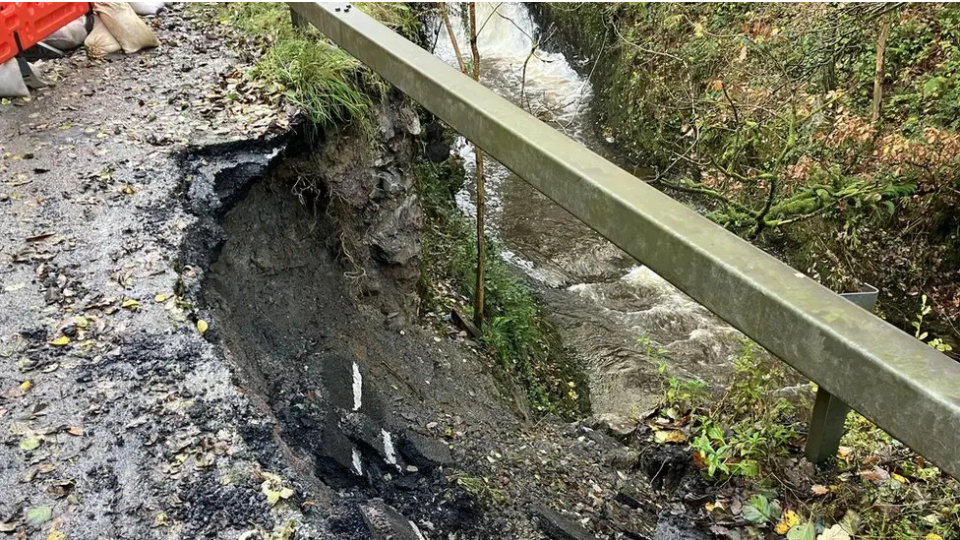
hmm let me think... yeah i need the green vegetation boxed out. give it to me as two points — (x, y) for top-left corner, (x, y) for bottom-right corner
(354, 2), (423, 42)
(190, 3), (425, 130)
(655, 341), (802, 480)
(654, 340), (959, 540)
(447, 472), (509, 506)
(195, 3), (372, 128)
(417, 161), (589, 419)
(538, 3), (960, 347)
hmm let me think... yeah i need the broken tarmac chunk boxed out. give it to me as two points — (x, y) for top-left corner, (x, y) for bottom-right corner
(534, 506), (598, 540)
(398, 430), (452, 471)
(359, 499), (426, 540)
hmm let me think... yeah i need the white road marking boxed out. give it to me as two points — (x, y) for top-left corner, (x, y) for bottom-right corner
(352, 447), (363, 476)
(352, 362), (362, 411)
(382, 429), (398, 468)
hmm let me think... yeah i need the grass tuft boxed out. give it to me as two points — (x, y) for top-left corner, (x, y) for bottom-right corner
(193, 2), (422, 131)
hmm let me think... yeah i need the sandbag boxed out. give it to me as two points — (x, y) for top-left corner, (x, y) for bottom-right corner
(128, 2), (165, 16)
(43, 16), (89, 51)
(0, 58), (29, 98)
(84, 15), (122, 58)
(94, 2), (159, 54)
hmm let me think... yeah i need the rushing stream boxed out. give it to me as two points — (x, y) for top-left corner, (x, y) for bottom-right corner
(434, 4), (746, 416)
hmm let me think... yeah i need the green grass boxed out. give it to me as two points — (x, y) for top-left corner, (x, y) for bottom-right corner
(253, 39), (372, 127)
(354, 2), (424, 43)
(192, 2), (419, 130)
(656, 341), (960, 539)
(416, 161), (590, 419)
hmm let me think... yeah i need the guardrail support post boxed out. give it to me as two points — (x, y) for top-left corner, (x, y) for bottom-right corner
(291, 7), (308, 30)
(805, 284), (879, 464)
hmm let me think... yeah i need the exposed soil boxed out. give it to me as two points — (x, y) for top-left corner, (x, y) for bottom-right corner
(0, 5), (718, 540)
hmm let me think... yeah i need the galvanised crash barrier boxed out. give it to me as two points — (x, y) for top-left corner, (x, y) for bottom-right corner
(288, 2), (960, 479)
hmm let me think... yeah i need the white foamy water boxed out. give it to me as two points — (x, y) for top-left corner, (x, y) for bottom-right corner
(430, 4), (754, 416)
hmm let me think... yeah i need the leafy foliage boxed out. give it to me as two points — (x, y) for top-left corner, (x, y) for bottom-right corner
(659, 341), (801, 480)
(543, 2), (960, 348)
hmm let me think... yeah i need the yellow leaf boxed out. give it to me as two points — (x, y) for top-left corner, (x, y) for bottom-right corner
(654, 429), (688, 444)
(49, 336), (70, 347)
(121, 299), (140, 310)
(776, 510), (801, 535)
(925, 535), (944, 540)
(197, 319), (209, 334)
(154, 294), (168, 303)
(19, 380), (32, 393)
(892, 473), (908, 484)
(73, 315), (89, 328)
(705, 500), (724, 512)
(46, 529), (65, 540)
(153, 511), (169, 527)
(263, 486), (280, 506)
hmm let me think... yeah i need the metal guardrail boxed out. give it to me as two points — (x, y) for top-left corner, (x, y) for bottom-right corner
(289, 2), (960, 479)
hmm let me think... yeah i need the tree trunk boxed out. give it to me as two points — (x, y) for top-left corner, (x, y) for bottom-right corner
(440, 4), (466, 74)
(872, 14), (892, 124)
(468, 2), (487, 330)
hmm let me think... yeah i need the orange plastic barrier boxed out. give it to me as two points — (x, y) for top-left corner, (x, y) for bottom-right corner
(0, 2), (92, 63)
(0, 3), (18, 64)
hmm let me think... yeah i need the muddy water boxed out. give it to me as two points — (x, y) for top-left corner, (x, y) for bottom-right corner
(434, 3), (744, 416)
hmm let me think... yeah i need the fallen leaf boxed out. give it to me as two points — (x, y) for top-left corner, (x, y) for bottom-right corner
(925, 534), (944, 540)
(19, 380), (32, 393)
(264, 488), (280, 506)
(0, 522), (16, 532)
(196, 319), (208, 334)
(154, 294), (168, 303)
(49, 336), (70, 347)
(839, 510), (861, 535)
(46, 529), (65, 540)
(20, 437), (42, 451)
(653, 429), (687, 444)
(67, 426), (83, 436)
(705, 500), (724, 512)
(742, 504), (766, 525)
(776, 510), (801, 535)
(892, 473), (908, 484)
(26, 506), (52, 526)
(121, 299), (140, 310)
(817, 524), (851, 540)
(692, 450), (707, 469)
(25, 232), (55, 242)
(279, 487), (294, 499)
(787, 522), (816, 540)
(153, 512), (168, 527)
(46, 480), (74, 499)
(811, 484), (829, 496)
(859, 467), (891, 483)
(837, 446), (854, 462)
